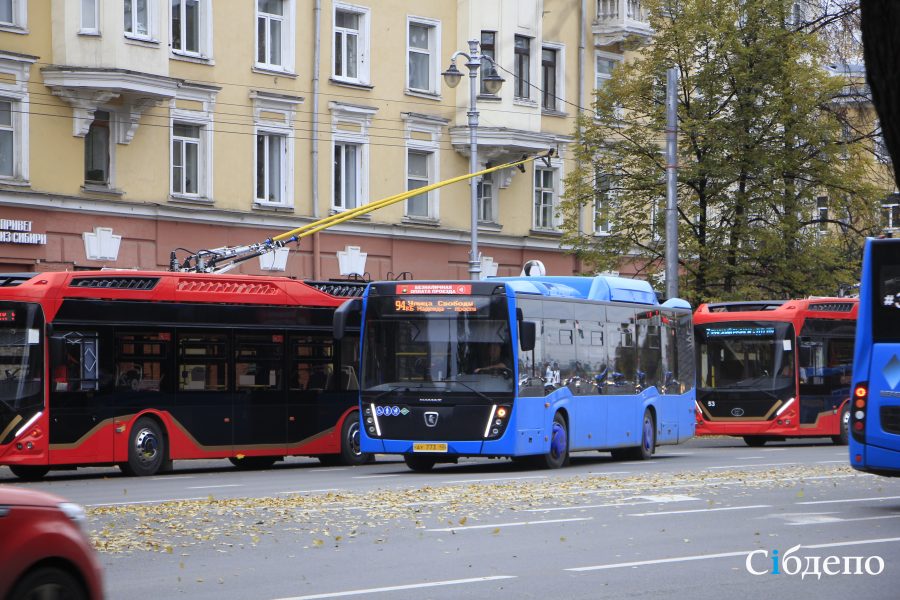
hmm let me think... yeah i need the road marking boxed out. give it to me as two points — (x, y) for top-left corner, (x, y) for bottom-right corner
(566, 536), (900, 572)
(279, 488), (341, 495)
(815, 460), (848, 464)
(352, 474), (400, 479)
(187, 484), (244, 490)
(150, 475), (195, 481)
(525, 495), (698, 513)
(591, 471), (632, 475)
(797, 494), (900, 505)
(271, 575), (517, 600)
(736, 456), (764, 460)
(628, 504), (771, 517)
(442, 475), (548, 484)
(87, 497), (206, 507)
(315, 468), (350, 472)
(787, 515), (900, 526)
(427, 517), (592, 532)
(708, 462), (797, 470)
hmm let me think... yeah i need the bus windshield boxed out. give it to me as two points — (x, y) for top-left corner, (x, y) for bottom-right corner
(362, 295), (514, 394)
(875, 253), (900, 343)
(0, 303), (44, 441)
(696, 321), (795, 392)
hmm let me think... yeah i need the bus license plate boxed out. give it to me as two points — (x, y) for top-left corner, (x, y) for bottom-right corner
(413, 443), (447, 453)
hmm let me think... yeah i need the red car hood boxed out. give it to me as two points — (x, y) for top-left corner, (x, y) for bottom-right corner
(0, 485), (68, 507)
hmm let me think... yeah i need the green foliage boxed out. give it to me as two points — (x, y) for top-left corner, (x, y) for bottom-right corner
(561, 0), (885, 305)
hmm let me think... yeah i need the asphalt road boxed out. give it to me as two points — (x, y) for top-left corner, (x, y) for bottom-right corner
(4, 437), (900, 600)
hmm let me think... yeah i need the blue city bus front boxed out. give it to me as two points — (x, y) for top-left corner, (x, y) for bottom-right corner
(359, 281), (522, 457)
(849, 237), (900, 476)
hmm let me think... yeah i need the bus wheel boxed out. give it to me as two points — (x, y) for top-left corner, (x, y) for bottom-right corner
(743, 436), (767, 447)
(404, 454), (437, 472)
(8, 465), (49, 481)
(537, 412), (569, 469)
(832, 406), (850, 445)
(340, 412), (372, 465)
(611, 410), (655, 461)
(123, 417), (166, 477)
(229, 456), (278, 470)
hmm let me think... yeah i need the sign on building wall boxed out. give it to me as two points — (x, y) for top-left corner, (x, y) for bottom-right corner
(0, 220), (47, 245)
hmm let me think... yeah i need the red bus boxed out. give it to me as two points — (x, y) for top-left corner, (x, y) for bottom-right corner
(0, 270), (369, 480)
(694, 299), (857, 447)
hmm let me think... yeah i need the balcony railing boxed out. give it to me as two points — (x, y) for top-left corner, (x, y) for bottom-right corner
(594, 0), (654, 46)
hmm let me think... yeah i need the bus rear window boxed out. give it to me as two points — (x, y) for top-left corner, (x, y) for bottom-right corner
(873, 243), (900, 342)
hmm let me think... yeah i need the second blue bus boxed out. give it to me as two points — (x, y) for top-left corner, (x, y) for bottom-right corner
(850, 236), (900, 476)
(336, 275), (696, 471)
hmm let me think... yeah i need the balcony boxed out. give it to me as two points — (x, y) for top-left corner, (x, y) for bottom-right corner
(593, 0), (654, 46)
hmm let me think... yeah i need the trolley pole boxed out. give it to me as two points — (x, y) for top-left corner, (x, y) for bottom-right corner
(665, 67), (680, 300)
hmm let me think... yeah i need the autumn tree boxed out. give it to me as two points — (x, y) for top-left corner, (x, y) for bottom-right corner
(561, 0), (886, 305)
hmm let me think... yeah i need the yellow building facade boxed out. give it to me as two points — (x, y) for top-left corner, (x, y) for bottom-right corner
(0, 0), (652, 279)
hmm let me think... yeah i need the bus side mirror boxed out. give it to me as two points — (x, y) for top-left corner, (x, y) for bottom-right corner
(519, 321), (536, 352)
(333, 298), (362, 341)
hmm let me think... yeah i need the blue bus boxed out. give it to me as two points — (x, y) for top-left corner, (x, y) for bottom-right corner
(850, 237), (900, 476)
(335, 276), (696, 471)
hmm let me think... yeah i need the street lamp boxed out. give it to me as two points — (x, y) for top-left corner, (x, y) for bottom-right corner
(442, 39), (504, 280)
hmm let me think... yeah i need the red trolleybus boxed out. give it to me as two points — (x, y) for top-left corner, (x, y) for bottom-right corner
(694, 299), (857, 447)
(0, 271), (369, 480)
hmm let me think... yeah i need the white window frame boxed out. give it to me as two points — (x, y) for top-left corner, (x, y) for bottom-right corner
(333, 141), (364, 210)
(514, 34), (533, 101)
(171, 0), (213, 59)
(171, 123), (201, 197)
(124, 0), (156, 42)
(329, 101), (376, 213)
(815, 195), (829, 233)
(79, 0), (100, 35)
(169, 85), (216, 201)
(541, 42), (565, 113)
(477, 170), (496, 223)
(402, 113), (445, 221)
(255, 0), (296, 74)
(593, 171), (614, 235)
(595, 50), (624, 119)
(0, 0), (26, 33)
(333, 2), (371, 85)
(533, 158), (563, 231)
(406, 16), (441, 95)
(882, 195), (899, 231)
(0, 53), (33, 183)
(251, 91), (300, 209)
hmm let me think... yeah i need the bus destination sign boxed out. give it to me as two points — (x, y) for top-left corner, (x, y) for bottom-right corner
(706, 326), (776, 337)
(393, 298), (480, 314)
(396, 284), (472, 295)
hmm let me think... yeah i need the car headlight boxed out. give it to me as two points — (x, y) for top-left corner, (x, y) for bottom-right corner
(58, 502), (87, 530)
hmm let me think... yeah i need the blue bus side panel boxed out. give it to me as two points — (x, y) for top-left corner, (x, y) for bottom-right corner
(862, 344), (900, 457)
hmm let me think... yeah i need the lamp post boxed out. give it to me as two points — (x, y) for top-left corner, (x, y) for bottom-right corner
(442, 39), (505, 280)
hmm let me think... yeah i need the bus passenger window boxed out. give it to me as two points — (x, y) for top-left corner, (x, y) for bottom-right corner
(178, 333), (228, 391)
(115, 332), (168, 392)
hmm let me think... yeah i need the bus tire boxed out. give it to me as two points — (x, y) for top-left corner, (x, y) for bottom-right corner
(536, 412), (569, 469)
(123, 417), (167, 477)
(10, 566), (86, 600)
(611, 409), (655, 461)
(404, 454), (437, 472)
(743, 436), (767, 447)
(229, 456), (278, 470)
(340, 411), (372, 465)
(8, 465), (50, 481)
(832, 405), (850, 445)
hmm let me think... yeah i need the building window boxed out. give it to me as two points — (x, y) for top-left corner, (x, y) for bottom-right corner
(334, 142), (362, 210)
(408, 18), (439, 94)
(596, 52), (623, 117)
(256, 132), (286, 205)
(257, 0), (285, 68)
(480, 31), (497, 95)
(84, 111), (111, 185)
(816, 196), (828, 232)
(407, 150), (433, 218)
(790, 1), (804, 26)
(883, 195), (900, 231)
(172, 124), (201, 196)
(514, 35), (531, 100)
(0, 101), (13, 178)
(124, 0), (152, 39)
(334, 4), (369, 83)
(477, 171), (495, 222)
(534, 167), (556, 230)
(172, 0), (203, 55)
(541, 47), (558, 111)
(80, 0), (99, 34)
(0, 0), (25, 29)
(594, 171), (613, 234)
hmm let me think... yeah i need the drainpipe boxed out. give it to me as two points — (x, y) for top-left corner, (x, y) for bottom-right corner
(312, 0), (322, 279)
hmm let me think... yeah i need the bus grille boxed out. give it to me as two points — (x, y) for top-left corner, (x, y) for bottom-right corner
(305, 281), (367, 297)
(70, 277), (159, 290)
(881, 406), (900, 435)
(176, 279), (279, 295)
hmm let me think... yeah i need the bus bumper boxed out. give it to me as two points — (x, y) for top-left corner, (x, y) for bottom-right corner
(850, 441), (900, 477)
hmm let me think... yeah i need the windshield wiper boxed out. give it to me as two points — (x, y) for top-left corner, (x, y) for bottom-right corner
(436, 379), (494, 403)
(369, 385), (411, 401)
